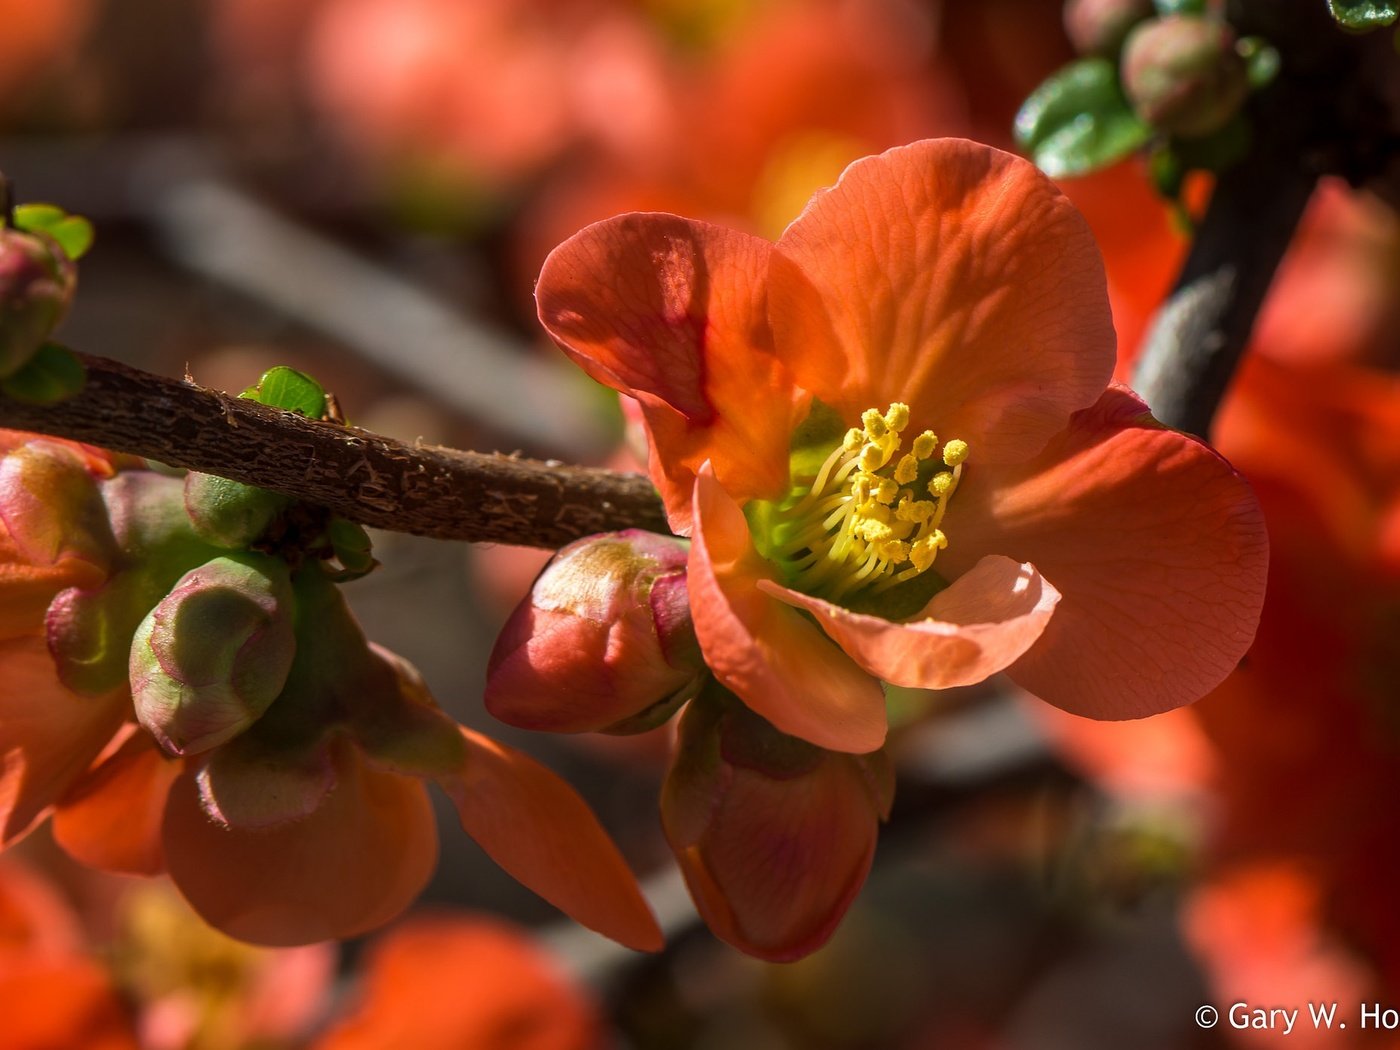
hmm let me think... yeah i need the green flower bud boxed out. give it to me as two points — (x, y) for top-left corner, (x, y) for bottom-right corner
(0, 228), (76, 379)
(130, 552), (296, 755)
(183, 473), (292, 549)
(1121, 16), (1249, 138)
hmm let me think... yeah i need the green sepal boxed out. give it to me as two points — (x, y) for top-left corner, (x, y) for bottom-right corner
(1014, 59), (1153, 178)
(325, 517), (377, 580)
(0, 343), (85, 404)
(1327, 0), (1398, 30)
(12, 204), (94, 261)
(239, 365), (328, 419)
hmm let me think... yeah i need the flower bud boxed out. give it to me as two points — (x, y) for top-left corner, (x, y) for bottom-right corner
(1064, 0), (1155, 57)
(183, 472), (292, 549)
(1121, 16), (1249, 138)
(131, 552), (297, 755)
(661, 686), (893, 962)
(485, 530), (703, 735)
(0, 228), (76, 378)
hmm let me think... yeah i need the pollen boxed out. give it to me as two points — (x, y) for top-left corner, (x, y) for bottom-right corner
(768, 403), (969, 602)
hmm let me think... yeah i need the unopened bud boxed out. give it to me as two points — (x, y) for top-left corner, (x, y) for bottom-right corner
(1064, 0), (1155, 56)
(131, 552), (297, 755)
(486, 530), (703, 735)
(1122, 16), (1249, 137)
(661, 686), (893, 962)
(184, 473), (292, 549)
(0, 229), (75, 378)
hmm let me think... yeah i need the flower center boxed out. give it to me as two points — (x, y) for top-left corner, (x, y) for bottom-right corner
(767, 402), (968, 603)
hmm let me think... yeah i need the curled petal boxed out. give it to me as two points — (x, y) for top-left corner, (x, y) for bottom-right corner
(771, 138), (1114, 463)
(163, 740), (437, 946)
(942, 385), (1268, 719)
(437, 728), (662, 952)
(0, 634), (127, 845)
(537, 213), (803, 527)
(691, 467), (886, 754)
(662, 695), (882, 962)
(760, 555), (1059, 690)
(52, 727), (182, 876)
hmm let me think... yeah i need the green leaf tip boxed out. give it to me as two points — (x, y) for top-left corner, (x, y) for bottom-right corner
(240, 365), (328, 419)
(1327, 0), (1399, 29)
(0, 343), (86, 404)
(1014, 58), (1152, 178)
(12, 204), (94, 260)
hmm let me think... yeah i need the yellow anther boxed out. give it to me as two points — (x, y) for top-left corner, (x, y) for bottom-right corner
(843, 428), (864, 452)
(884, 403), (910, 432)
(858, 519), (893, 543)
(861, 408), (887, 438)
(928, 471), (954, 498)
(897, 498), (934, 523)
(911, 431), (937, 460)
(874, 477), (899, 504)
(893, 454), (919, 485)
(942, 439), (969, 466)
(859, 443), (884, 472)
(876, 539), (910, 563)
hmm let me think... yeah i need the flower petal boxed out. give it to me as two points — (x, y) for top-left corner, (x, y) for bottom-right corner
(690, 467), (887, 754)
(312, 915), (604, 1050)
(771, 138), (1114, 463)
(52, 727), (182, 876)
(537, 213), (803, 527)
(437, 727), (662, 952)
(759, 555), (1059, 690)
(163, 739), (437, 946)
(941, 385), (1268, 719)
(0, 633), (127, 845)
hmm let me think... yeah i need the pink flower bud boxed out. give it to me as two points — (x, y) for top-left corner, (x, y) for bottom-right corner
(0, 228), (75, 378)
(1064, 0), (1155, 57)
(1122, 16), (1249, 138)
(486, 530), (703, 734)
(131, 553), (297, 755)
(661, 687), (893, 961)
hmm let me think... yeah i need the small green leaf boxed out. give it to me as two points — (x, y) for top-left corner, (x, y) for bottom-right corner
(1172, 112), (1252, 173)
(1154, 0), (1206, 13)
(1327, 0), (1398, 29)
(240, 365), (327, 418)
(1015, 59), (1153, 178)
(12, 204), (94, 260)
(0, 343), (86, 404)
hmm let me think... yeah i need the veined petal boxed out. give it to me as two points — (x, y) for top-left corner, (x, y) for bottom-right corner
(438, 727), (662, 952)
(52, 727), (182, 876)
(537, 213), (803, 528)
(941, 385), (1268, 719)
(163, 739), (437, 946)
(691, 467), (886, 754)
(771, 138), (1114, 463)
(0, 633), (127, 845)
(759, 555), (1059, 690)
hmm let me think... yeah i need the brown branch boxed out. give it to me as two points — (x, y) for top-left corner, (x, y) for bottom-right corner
(0, 352), (671, 548)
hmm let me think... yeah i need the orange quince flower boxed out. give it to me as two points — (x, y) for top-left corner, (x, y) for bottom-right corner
(536, 138), (1267, 754)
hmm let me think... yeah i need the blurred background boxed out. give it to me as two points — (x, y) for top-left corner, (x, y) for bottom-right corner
(3, 0), (1400, 1047)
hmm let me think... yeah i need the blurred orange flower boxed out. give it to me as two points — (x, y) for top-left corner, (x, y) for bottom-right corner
(314, 913), (606, 1050)
(537, 138), (1267, 756)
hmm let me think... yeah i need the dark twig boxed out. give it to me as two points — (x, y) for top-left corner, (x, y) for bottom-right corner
(0, 352), (671, 548)
(1132, 0), (1398, 437)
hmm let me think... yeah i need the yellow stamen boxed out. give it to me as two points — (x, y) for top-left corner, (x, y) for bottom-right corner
(768, 403), (969, 601)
